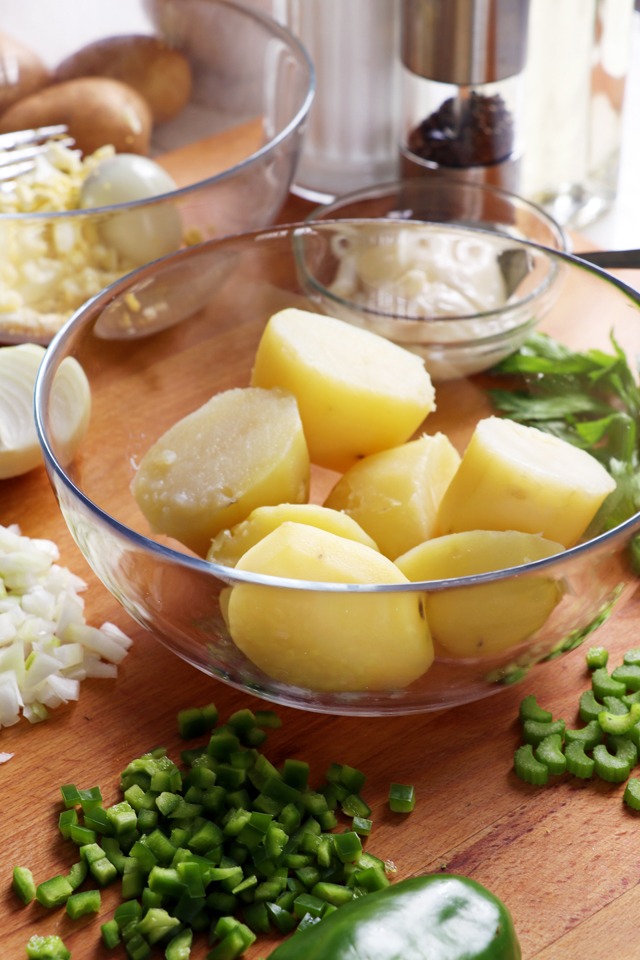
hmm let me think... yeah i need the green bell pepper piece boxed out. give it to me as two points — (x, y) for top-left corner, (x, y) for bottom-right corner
(267, 874), (520, 960)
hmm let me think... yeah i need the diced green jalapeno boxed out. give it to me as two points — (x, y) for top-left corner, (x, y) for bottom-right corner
(13, 866), (36, 904)
(389, 783), (416, 813)
(26, 935), (71, 960)
(101, 919), (121, 949)
(66, 888), (101, 918)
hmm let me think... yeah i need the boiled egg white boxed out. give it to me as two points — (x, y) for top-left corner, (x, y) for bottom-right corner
(80, 154), (183, 266)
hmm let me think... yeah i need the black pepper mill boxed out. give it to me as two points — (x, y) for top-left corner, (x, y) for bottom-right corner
(401, 0), (530, 190)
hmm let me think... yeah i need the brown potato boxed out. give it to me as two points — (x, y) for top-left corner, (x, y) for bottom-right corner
(55, 35), (192, 124)
(0, 77), (152, 156)
(0, 32), (49, 116)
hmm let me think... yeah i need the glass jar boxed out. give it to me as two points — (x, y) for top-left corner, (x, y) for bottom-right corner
(520, 0), (635, 227)
(257, 0), (402, 201)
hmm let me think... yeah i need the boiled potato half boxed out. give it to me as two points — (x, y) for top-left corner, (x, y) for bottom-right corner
(251, 308), (435, 471)
(208, 503), (379, 567)
(55, 35), (192, 125)
(227, 522), (433, 692)
(437, 417), (616, 548)
(0, 77), (152, 156)
(396, 529), (565, 658)
(324, 433), (461, 560)
(132, 387), (310, 557)
(0, 32), (49, 115)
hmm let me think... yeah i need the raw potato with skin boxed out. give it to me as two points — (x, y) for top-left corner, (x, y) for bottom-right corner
(324, 433), (461, 560)
(251, 308), (436, 472)
(207, 503), (379, 567)
(396, 530), (566, 657)
(55, 35), (192, 125)
(227, 522), (433, 692)
(0, 32), (49, 115)
(437, 416), (617, 548)
(132, 387), (310, 558)
(0, 78), (152, 156)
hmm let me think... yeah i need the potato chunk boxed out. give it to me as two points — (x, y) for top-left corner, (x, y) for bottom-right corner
(251, 308), (435, 471)
(324, 433), (460, 560)
(396, 530), (565, 657)
(132, 388), (309, 557)
(437, 417), (616, 547)
(207, 503), (379, 567)
(227, 522), (433, 692)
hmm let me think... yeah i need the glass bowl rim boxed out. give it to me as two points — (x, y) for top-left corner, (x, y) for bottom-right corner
(306, 176), (570, 253)
(34, 220), (640, 595)
(0, 0), (315, 222)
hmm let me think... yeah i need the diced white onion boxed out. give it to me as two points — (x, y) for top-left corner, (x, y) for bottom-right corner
(0, 523), (132, 734)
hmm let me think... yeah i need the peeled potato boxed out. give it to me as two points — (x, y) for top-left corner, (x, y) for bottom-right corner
(132, 387), (310, 557)
(0, 77), (152, 156)
(55, 35), (192, 125)
(437, 417), (617, 548)
(251, 308), (435, 471)
(324, 433), (461, 560)
(0, 32), (49, 115)
(396, 530), (565, 657)
(208, 503), (379, 567)
(227, 522), (433, 692)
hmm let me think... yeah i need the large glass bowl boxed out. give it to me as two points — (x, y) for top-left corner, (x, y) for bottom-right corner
(0, 0), (313, 344)
(35, 221), (640, 716)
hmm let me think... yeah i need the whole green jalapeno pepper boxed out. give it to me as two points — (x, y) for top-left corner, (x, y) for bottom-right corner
(268, 873), (521, 960)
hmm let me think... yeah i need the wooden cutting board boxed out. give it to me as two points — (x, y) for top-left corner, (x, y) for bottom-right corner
(1, 141), (640, 960)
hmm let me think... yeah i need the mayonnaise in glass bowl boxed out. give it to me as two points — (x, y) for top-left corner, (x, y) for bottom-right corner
(295, 219), (564, 381)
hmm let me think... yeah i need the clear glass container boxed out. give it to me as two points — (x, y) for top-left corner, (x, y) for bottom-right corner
(521, 0), (635, 227)
(401, 72), (525, 188)
(259, 0), (402, 201)
(35, 221), (640, 716)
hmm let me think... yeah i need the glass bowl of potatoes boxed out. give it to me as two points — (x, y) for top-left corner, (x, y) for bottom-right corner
(0, 0), (313, 344)
(35, 220), (640, 716)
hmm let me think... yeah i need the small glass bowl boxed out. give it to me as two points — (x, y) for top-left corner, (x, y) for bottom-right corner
(0, 0), (313, 345)
(304, 179), (568, 381)
(35, 221), (640, 716)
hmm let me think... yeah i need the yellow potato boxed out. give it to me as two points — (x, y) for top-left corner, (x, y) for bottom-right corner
(207, 503), (379, 567)
(132, 387), (310, 557)
(0, 32), (49, 115)
(0, 77), (152, 156)
(55, 35), (192, 125)
(437, 417), (616, 548)
(324, 433), (460, 559)
(227, 523), (433, 691)
(251, 308), (435, 471)
(395, 529), (565, 657)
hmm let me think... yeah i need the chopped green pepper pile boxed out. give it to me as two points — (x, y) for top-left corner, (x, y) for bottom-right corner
(13, 703), (406, 960)
(514, 645), (640, 807)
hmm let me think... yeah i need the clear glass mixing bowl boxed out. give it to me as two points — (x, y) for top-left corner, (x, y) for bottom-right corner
(35, 221), (640, 716)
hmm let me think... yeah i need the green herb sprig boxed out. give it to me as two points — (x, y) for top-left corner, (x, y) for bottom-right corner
(489, 331), (640, 536)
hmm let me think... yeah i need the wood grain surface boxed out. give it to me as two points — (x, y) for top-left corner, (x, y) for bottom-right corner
(2, 148), (640, 960)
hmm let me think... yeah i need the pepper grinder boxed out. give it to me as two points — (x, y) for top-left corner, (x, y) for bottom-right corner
(401, 0), (530, 191)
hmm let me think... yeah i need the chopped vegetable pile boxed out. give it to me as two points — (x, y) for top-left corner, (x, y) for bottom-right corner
(514, 645), (640, 808)
(0, 523), (131, 732)
(13, 703), (400, 959)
